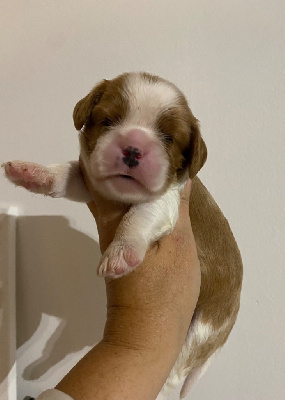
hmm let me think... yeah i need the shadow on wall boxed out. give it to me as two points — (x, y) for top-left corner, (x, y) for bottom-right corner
(14, 216), (106, 382)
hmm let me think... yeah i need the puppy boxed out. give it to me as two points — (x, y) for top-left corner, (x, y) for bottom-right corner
(2, 72), (243, 398)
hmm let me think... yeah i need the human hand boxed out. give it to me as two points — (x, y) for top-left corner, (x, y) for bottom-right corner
(56, 160), (201, 400)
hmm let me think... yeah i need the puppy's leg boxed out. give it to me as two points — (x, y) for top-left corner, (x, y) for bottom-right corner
(2, 160), (91, 202)
(98, 185), (182, 277)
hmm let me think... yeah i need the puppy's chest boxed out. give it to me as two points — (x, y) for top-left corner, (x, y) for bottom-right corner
(127, 185), (182, 241)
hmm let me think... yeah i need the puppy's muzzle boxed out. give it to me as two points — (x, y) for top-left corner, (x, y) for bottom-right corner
(122, 146), (142, 168)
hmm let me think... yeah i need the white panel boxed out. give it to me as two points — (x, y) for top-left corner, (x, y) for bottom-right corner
(0, 207), (18, 400)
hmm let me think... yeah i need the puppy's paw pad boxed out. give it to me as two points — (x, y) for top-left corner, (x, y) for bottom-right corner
(2, 161), (53, 193)
(98, 244), (142, 278)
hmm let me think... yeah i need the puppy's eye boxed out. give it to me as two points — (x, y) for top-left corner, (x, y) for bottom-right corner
(163, 134), (173, 144)
(102, 117), (113, 127)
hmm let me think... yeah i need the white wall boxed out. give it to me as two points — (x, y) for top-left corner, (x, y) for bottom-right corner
(0, 1), (284, 399)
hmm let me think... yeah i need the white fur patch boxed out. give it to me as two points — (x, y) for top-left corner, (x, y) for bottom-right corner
(162, 317), (216, 392)
(161, 313), (233, 396)
(123, 73), (179, 128)
(189, 318), (214, 345)
(49, 161), (91, 202)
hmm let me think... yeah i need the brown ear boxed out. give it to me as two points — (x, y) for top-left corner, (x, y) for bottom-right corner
(188, 120), (207, 179)
(73, 79), (109, 130)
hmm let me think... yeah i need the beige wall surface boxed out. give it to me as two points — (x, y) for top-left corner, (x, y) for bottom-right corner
(0, 1), (284, 399)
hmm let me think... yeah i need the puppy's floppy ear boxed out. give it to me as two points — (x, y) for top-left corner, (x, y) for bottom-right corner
(73, 79), (109, 130)
(188, 119), (207, 179)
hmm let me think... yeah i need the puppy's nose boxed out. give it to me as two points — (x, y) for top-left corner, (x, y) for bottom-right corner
(122, 146), (142, 168)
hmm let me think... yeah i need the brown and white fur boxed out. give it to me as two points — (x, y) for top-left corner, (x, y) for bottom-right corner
(2, 72), (243, 399)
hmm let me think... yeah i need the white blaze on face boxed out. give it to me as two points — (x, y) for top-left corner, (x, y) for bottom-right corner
(123, 73), (179, 129)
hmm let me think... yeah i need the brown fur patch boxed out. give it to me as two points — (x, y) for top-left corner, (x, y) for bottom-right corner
(185, 177), (243, 370)
(156, 104), (190, 181)
(75, 75), (129, 156)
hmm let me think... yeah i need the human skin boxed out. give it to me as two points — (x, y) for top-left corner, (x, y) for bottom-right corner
(56, 164), (201, 400)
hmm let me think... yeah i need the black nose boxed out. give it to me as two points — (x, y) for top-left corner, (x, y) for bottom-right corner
(122, 146), (142, 168)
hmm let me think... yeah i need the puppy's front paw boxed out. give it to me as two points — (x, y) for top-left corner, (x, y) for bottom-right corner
(98, 241), (144, 278)
(2, 161), (54, 195)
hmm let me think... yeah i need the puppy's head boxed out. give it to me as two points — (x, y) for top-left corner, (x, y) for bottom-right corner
(74, 72), (207, 203)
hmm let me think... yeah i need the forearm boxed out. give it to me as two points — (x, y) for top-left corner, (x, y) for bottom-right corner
(56, 242), (200, 400)
(56, 310), (187, 400)
(56, 339), (172, 400)
(38, 316), (170, 400)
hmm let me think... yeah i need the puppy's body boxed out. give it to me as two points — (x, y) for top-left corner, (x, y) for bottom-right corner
(2, 72), (242, 398)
